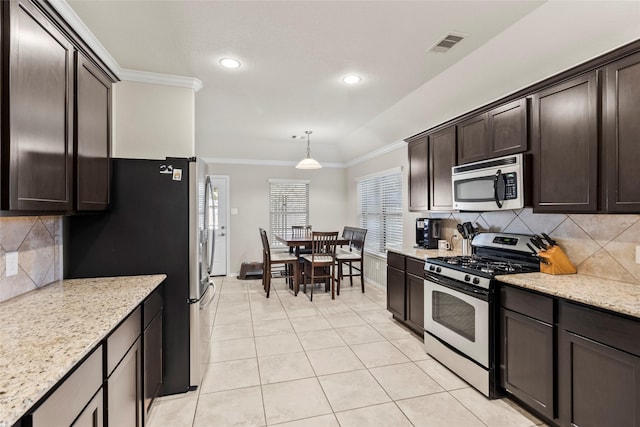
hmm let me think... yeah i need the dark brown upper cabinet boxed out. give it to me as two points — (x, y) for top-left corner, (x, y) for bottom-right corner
(3, 0), (75, 211)
(408, 136), (429, 212)
(457, 113), (488, 165)
(1, 0), (115, 213)
(429, 126), (456, 211)
(457, 99), (528, 166)
(532, 72), (598, 213)
(488, 98), (528, 157)
(603, 51), (640, 212)
(76, 53), (112, 211)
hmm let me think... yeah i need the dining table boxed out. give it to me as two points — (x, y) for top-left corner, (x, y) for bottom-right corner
(274, 233), (350, 256)
(274, 233), (350, 297)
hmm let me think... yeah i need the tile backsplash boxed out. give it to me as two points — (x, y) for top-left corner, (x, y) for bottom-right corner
(427, 208), (640, 284)
(0, 216), (63, 302)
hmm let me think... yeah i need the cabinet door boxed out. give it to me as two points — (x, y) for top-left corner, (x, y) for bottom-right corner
(532, 72), (598, 212)
(143, 310), (163, 416)
(488, 98), (528, 157)
(108, 338), (142, 427)
(72, 389), (103, 427)
(500, 308), (554, 421)
(405, 273), (424, 333)
(457, 113), (488, 164)
(386, 266), (405, 320)
(76, 53), (111, 211)
(7, 0), (74, 211)
(428, 126), (456, 211)
(604, 52), (640, 212)
(559, 330), (640, 427)
(408, 137), (429, 212)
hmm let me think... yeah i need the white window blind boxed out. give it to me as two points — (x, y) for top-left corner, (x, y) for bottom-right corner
(269, 180), (309, 246)
(357, 170), (403, 256)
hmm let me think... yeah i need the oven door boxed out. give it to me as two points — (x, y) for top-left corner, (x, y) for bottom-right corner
(424, 273), (489, 368)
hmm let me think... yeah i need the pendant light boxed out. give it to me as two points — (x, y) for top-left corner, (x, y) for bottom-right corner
(295, 130), (322, 169)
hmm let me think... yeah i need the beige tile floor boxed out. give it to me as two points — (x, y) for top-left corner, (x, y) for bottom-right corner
(146, 276), (548, 427)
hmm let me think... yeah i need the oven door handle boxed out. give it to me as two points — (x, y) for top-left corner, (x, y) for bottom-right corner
(493, 169), (504, 209)
(424, 272), (490, 302)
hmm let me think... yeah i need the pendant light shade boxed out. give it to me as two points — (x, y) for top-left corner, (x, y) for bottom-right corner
(295, 131), (322, 169)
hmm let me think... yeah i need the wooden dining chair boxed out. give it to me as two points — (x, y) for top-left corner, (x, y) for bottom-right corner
(336, 228), (367, 294)
(300, 231), (338, 301)
(291, 225), (312, 237)
(259, 228), (299, 297)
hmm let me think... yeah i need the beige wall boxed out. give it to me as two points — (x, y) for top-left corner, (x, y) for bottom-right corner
(113, 81), (195, 159)
(205, 162), (348, 274)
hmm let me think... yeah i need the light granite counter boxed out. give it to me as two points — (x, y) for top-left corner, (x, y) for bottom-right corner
(0, 274), (166, 427)
(387, 246), (462, 260)
(497, 273), (640, 320)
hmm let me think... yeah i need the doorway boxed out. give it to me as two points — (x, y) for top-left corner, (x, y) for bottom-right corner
(207, 176), (229, 276)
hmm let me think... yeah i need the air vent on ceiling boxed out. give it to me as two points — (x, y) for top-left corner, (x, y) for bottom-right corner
(429, 33), (465, 53)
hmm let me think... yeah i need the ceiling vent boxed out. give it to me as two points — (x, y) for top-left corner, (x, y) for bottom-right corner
(429, 33), (465, 53)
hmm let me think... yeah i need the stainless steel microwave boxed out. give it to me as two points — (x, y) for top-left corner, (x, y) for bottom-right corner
(451, 153), (524, 211)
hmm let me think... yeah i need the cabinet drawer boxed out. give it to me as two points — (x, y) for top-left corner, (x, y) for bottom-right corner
(560, 301), (640, 356)
(143, 288), (163, 329)
(31, 345), (103, 427)
(107, 307), (141, 375)
(500, 285), (553, 324)
(406, 257), (425, 277)
(387, 251), (405, 270)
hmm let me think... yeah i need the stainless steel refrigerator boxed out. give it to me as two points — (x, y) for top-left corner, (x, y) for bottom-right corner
(64, 157), (215, 395)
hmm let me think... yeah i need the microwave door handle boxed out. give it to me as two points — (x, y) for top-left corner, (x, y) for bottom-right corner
(493, 169), (503, 208)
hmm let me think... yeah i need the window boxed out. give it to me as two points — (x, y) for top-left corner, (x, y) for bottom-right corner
(269, 179), (309, 247)
(357, 169), (403, 256)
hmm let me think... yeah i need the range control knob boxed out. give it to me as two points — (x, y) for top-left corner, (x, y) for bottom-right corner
(472, 277), (480, 285)
(429, 265), (436, 271)
(436, 267), (442, 273)
(464, 274), (471, 282)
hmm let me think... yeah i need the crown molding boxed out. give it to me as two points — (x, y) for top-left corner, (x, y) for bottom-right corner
(119, 69), (204, 92)
(202, 157), (345, 169)
(49, 0), (121, 75)
(344, 139), (406, 167)
(50, 0), (203, 92)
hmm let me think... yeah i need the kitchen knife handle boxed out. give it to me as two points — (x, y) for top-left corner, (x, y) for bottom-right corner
(541, 232), (557, 246)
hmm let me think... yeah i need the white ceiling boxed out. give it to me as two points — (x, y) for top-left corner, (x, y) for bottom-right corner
(65, 0), (640, 166)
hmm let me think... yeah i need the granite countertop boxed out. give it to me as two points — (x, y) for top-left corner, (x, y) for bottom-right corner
(387, 246), (462, 260)
(497, 273), (640, 320)
(0, 274), (166, 427)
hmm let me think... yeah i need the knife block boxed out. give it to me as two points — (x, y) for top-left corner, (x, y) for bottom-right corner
(538, 246), (577, 275)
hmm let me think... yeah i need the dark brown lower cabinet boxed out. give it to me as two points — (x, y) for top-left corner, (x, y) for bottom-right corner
(559, 301), (640, 427)
(73, 389), (104, 427)
(500, 308), (554, 421)
(386, 265), (405, 320)
(405, 258), (424, 333)
(386, 251), (425, 336)
(108, 337), (143, 427)
(143, 309), (163, 416)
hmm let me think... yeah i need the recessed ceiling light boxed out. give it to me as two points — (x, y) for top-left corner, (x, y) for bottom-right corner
(220, 58), (241, 69)
(343, 75), (361, 85)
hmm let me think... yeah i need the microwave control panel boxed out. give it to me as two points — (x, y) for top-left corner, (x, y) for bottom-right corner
(504, 173), (518, 200)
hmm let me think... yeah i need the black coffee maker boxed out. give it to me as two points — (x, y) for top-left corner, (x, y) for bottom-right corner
(416, 218), (442, 249)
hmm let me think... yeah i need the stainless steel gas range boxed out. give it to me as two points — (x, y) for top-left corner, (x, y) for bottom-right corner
(423, 232), (539, 398)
